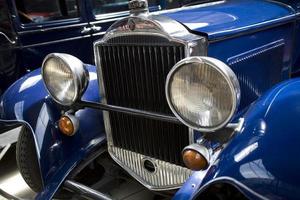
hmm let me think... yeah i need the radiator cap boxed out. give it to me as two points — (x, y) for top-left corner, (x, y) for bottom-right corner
(129, 0), (149, 15)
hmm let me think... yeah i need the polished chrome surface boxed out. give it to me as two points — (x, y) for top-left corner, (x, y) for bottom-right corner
(129, 0), (149, 15)
(94, 10), (206, 190)
(0, 32), (16, 44)
(226, 118), (245, 132)
(62, 113), (80, 136)
(165, 56), (241, 132)
(182, 143), (210, 167)
(109, 146), (192, 190)
(99, 15), (206, 53)
(77, 100), (180, 123)
(64, 180), (112, 200)
(42, 53), (89, 106)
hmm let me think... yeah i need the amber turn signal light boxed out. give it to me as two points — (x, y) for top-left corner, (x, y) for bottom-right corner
(182, 144), (209, 171)
(58, 114), (79, 136)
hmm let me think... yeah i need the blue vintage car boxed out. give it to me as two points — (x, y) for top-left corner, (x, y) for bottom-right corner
(1, 0), (300, 199)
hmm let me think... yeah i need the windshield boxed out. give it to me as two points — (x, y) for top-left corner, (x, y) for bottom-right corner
(159, 0), (219, 9)
(92, 0), (218, 17)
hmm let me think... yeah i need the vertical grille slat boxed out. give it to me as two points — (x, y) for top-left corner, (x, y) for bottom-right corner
(98, 37), (189, 166)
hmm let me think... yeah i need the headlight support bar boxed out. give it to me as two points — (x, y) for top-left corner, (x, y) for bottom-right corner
(75, 100), (180, 124)
(74, 100), (243, 131)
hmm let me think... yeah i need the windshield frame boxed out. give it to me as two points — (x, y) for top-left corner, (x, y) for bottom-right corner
(92, 0), (222, 21)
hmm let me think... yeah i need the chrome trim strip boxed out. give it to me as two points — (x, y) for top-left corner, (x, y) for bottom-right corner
(64, 180), (112, 200)
(91, 31), (107, 37)
(18, 22), (89, 35)
(91, 16), (127, 25)
(21, 35), (91, 48)
(93, 11), (132, 22)
(0, 32), (16, 44)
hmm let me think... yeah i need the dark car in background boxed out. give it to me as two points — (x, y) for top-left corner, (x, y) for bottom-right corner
(0, 0), (179, 94)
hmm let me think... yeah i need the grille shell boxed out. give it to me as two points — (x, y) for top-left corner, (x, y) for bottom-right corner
(95, 29), (198, 189)
(97, 37), (190, 166)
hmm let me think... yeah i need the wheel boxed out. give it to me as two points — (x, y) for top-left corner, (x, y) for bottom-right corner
(16, 127), (43, 192)
(16, 127), (80, 199)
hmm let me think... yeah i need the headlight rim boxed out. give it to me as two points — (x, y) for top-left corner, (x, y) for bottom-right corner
(41, 53), (88, 106)
(165, 56), (241, 132)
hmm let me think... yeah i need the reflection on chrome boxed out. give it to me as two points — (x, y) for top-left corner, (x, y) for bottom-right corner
(234, 142), (258, 162)
(239, 159), (274, 180)
(89, 72), (97, 81)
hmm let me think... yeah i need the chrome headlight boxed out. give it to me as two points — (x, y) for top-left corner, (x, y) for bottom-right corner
(166, 57), (240, 132)
(42, 53), (89, 106)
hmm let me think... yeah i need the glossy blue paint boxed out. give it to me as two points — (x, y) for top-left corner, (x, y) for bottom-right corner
(174, 79), (300, 200)
(208, 22), (294, 111)
(163, 0), (295, 40)
(170, 0), (292, 113)
(292, 16), (300, 74)
(0, 65), (106, 199)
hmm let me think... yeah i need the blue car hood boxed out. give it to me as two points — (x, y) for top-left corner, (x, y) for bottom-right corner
(161, 0), (295, 40)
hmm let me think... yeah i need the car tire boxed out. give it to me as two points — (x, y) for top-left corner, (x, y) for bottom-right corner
(16, 127), (74, 199)
(16, 127), (43, 193)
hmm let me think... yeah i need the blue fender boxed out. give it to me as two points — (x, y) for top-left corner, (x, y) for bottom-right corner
(174, 78), (300, 200)
(0, 65), (106, 199)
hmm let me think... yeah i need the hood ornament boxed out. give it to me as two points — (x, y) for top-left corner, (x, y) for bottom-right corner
(129, 0), (149, 15)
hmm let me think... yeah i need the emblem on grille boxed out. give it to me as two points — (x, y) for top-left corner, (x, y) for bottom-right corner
(128, 19), (136, 31)
(142, 158), (157, 173)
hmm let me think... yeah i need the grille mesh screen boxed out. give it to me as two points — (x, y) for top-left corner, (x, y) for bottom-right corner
(98, 39), (189, 166)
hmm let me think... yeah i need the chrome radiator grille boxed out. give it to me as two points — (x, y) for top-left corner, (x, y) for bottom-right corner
(96, 34), (191, 189)
(110, 146), (192, 190)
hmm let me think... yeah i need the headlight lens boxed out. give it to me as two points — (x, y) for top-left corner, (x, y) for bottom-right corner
(166, 57), (240, 132)
(42, 53), (89, 106)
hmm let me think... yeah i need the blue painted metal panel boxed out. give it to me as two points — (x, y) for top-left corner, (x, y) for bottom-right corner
(0, 65), (106, 199)
(174, 79), (300, 200)
(292, 16), (300, 74)
(208, 22), (294, 111)
(163, 0), (295, 40)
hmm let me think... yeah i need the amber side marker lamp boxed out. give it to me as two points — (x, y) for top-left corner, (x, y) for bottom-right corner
(58, 114), (79, 136)
(182, 144), (210, 171)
